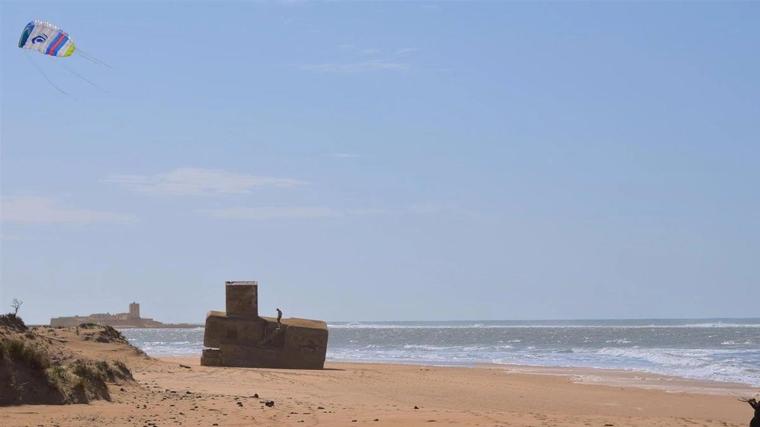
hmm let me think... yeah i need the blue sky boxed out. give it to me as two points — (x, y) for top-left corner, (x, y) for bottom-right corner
(1, 1), (758, 324)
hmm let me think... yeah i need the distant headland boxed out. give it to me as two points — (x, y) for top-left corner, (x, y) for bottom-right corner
(49, 302), (198, 328)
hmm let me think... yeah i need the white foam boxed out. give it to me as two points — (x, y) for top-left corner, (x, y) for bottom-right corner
(120, 321), (760, 387)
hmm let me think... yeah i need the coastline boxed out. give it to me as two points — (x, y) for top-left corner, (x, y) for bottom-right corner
(121, 319), (760, 387)
(2, 353), (755, 426)
(484, 363), (755, 396)
(324, 357), (759, 392)
(178, 356), (757, 396)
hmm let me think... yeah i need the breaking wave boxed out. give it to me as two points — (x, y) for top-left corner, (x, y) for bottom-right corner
(121, 318), (760, 387)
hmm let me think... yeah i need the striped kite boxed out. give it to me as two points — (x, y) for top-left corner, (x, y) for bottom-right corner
(18, 20), (76, 58)
(17, 20), (110, 94)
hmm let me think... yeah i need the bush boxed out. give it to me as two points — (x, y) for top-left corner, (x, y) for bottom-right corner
(96, 325), (127, 343)
(70, 359), (111, 402)
(72, 360), (98, 380)
(0, 313), (27, 331)
(1, 338), (50, 370)
(113, 360), (133, 380)
(78, 322), (99, 329)
(45, 365), (70, 392)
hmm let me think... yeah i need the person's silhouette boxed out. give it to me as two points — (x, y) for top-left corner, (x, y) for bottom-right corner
(748, 398), (759, 427)
(276, 308), (282, 327)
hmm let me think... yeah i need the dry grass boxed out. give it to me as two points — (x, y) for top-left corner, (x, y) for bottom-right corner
(0, 338), (50, 371)
(1, 318), (135, 405)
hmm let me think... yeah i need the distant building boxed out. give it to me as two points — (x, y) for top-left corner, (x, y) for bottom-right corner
(50, 302), (192, 328)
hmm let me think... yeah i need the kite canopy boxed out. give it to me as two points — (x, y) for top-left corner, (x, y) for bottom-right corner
(18, 20), (75, 58)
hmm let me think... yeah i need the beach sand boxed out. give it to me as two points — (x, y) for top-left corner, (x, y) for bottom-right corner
(1, 338), (757, 427)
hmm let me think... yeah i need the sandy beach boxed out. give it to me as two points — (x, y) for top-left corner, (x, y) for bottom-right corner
(1, 325), (757, 427)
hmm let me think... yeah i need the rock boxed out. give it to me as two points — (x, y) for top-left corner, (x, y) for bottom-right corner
(264, 400), (275, 407)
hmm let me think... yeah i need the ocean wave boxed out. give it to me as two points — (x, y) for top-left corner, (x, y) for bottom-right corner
(120, 322), (760, 387)
(328, 345), (760, 387)
(327, 322), (760, 330)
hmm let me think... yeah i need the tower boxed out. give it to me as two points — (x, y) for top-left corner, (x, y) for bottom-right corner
(225, 281), (258, 318)
(129, 302), (140, 320)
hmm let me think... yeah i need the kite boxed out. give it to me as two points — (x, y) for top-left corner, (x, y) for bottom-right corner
(18, 20), (76, 58)
(17, 20), (109, 95)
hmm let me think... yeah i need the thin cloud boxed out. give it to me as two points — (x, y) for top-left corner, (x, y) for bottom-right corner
(105, 168), (306, 196)
(304, 44), (418, 73)
(203, 206), (342, 220)
(202, 206), (393, 221)
(395, 47), (420, 56)
(301, 60), (408, 73)
(327, 152), (360, 159)
(408, 203), (482, 219)
(1, 196), (136, 225)
(345, 208), (389, 216)
(200, 204), (474, 221)
(0, 233), (31, 241)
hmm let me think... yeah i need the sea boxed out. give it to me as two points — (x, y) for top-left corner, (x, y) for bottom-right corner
(120, 318), (760, 387)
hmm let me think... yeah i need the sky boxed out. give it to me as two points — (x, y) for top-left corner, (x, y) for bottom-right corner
(1, 1), (758, 324)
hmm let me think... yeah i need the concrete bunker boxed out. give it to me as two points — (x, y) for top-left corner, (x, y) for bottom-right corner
(201, 281), (328, 369)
